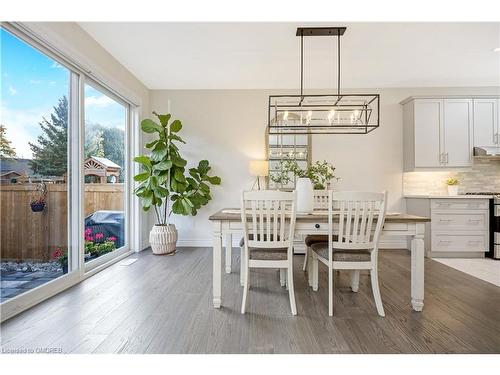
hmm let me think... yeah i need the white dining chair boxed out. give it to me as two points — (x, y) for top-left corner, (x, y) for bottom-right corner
(310, 191), (387, 317)
(302, 189), (331, 272)
(240, 190), (298, 315)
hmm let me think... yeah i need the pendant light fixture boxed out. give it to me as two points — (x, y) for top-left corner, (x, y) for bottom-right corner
(268, 27), (380, 135)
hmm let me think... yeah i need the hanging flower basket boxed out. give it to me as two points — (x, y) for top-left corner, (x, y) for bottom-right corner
(30, 200), (46, 212)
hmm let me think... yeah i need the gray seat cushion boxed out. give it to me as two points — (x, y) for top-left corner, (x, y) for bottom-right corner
(248, 248), (288, 260)
(240, 235), (288, 260)
(304, 234), (338, 247)
(310, 242), (371, 262)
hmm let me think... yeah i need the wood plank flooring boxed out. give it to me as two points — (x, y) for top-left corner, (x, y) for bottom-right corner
(1, 248), (499, 353)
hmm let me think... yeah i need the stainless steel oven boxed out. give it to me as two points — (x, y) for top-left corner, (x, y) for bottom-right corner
(465, 193), (500, 259)
(493, 195), (500, 259)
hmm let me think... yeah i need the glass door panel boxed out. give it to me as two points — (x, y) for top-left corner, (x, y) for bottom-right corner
(0, 28), (71, 302)
(83, 83), (127, 264)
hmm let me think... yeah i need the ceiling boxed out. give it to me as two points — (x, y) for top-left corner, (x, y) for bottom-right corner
(79, 22), (500, 90)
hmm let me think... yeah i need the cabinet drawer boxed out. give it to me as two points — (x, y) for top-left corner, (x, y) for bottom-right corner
(432, 232), (488, 252)
(431, 211), (488, 231)
(431, 199), (489, 210)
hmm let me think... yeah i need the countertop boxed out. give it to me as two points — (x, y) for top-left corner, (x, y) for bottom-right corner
(404, 194), (494, 199)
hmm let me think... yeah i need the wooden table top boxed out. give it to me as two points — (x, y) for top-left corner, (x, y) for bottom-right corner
(209, 209), (430, 223)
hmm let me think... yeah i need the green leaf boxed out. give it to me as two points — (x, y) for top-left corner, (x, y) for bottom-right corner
(141, 119), (162, 133)
(168, 134), (186, 144)
(154, 186), (169, 198)
(134, 172), (149, 182)
(151, 142), (168, 162)
(170, 120), (182, 133)
(174, 169), (186, 183)
(171, 155), (187, 167)
(134, 155), (152, 168)
(199, 182), (210, 193)
(206, 175), (221, 185)
(172, 199), (185, 214)
(156, 113), (171, 126)
(145, 140), (158, 149)
(154, 160), (173, 171)
(181, 198), (193, 214)
(198, 160), (210, 175)
(189, 168), (200, 181)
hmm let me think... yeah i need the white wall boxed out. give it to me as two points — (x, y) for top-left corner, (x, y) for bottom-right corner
(150, 87), (499, 247)
(23, 22), (152, 250)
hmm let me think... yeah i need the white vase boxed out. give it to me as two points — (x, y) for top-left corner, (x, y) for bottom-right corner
(296, 177), (314, 213)
(150, 224), (178, 255)
(447, 185), (459, 196)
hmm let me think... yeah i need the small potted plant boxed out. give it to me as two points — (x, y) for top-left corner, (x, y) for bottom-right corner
(445, 177), (460, 196)
(51, 247), (68, 273)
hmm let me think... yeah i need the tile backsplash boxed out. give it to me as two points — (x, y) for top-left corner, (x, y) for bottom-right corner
(403, 159), (500, 195)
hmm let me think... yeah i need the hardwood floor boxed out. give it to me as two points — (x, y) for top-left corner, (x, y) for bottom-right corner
(1, 248), (499, 353)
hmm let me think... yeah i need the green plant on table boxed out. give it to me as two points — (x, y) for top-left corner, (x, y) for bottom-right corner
(134, 112), (221, 224)
(270, 159), (338, 189)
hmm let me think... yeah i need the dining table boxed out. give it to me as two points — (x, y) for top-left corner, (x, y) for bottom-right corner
(208, 208), (430, 312)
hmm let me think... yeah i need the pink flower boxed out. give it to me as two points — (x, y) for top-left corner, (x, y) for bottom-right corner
(107, 236), (117, 242)
(85, 235), (94, 242)
(95, 233), (104, 240)
(84, 228), (92, 235)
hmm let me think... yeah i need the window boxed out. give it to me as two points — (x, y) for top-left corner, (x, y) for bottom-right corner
(0, 28), (71, 302)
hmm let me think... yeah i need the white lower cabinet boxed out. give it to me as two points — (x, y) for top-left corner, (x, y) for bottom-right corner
(430, 199), (489, 255)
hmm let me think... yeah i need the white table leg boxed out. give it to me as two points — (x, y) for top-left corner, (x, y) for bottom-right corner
(225, 233), (232, 274)
(410, 223), (425, 311)
(213, 223), (222, 308)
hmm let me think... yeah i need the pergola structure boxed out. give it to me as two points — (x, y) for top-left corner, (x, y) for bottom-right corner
(84, 156), (121, 183)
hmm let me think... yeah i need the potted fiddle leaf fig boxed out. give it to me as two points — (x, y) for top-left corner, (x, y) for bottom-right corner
(134, 112), (221, 255)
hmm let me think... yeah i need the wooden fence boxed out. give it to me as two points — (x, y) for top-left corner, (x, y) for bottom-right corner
(0, 183), (124, 261)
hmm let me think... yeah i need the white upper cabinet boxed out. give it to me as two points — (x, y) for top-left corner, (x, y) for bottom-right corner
(402, 96), (495, 171)
(414, 99), (443, 168)
(443, 99), (472, 167)
(473, 98), (498, 146)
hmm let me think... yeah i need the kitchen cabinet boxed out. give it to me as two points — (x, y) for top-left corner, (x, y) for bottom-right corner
(404, 98), (472, 170)
(402, 96), (500, 171)
(406, 196), (490, 257)
(473, 98), (499, 146)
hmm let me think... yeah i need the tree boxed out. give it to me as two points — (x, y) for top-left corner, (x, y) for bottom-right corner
(84, 126), (105, 159)
(29, 96), (68, 176)
(0, 124), (17, 158)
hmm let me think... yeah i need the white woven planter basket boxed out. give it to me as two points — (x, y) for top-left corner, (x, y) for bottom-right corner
(150, 224), (178, 255)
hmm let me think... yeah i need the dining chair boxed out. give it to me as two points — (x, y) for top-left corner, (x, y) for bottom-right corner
(240, 190), (298, 315)
(302, 189), (331, 272)
(310, 190), (387, 317)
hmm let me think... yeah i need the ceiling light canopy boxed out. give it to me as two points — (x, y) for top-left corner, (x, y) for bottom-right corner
(268, 27), (380, 135)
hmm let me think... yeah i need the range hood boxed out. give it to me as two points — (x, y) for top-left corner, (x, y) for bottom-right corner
(473, 146), (500, 158)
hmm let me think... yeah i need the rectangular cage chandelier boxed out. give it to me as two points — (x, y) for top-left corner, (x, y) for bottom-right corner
(268, 27), (380, 135)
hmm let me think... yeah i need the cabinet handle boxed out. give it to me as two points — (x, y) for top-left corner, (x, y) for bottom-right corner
(439, 240), (452, 245)
(439, 219), (453, 222)
(468, 240), (481, 245)
(315, 223), (320, 229)
(468, 219), (481, 223)
(445, 153), (449, 164)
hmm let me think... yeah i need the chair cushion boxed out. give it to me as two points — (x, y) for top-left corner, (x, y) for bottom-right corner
(310, 242), (371, 262)
(304, 234), (338, 247)
(248, 248), (288, 260)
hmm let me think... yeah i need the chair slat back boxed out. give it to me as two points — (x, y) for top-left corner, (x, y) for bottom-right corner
(241, 190), (297, 250)
(329, 191), (387, 251)
(313, 190), (330, 209)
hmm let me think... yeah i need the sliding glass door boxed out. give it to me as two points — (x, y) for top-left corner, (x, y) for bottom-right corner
(83, 81), (129, 268)
(1, 23), (136, 319)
